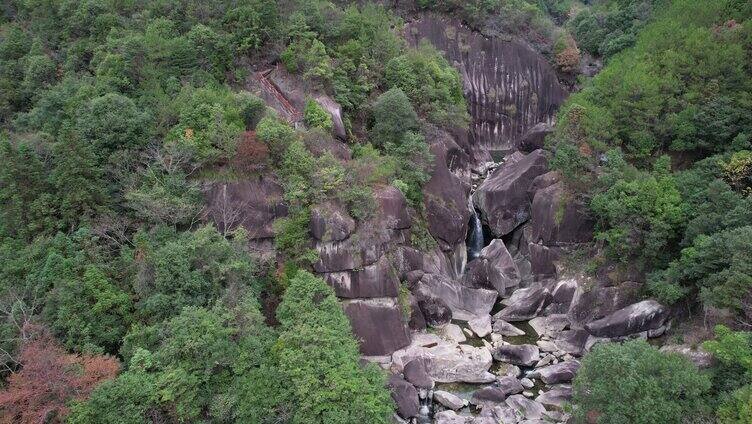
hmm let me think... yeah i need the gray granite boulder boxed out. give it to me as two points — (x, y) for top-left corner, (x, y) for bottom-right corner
(505, 394), (546, 421)
(310, 202), (355, 242)
(463, 240), (521, 296)
(416, 294), (453, 327)
(403, 358), (434, 389)
(468, 315), (493, 338)
(530, 182), (594, 245)
(473, 149), (548, 237)
(492, 344), (540, 367)
(388, 375), (419, 419)
(530, 361), (580, 384)
(342, 298), (410, 355)
(492, 320), (526, 337)
(434, 390), (466, 410)
(495, 285), (551, 322)
(585, 300), (669, 338)
(417, 274), (497, 321)
(471, 376), (524, 405)
(535, 385), (572, 409)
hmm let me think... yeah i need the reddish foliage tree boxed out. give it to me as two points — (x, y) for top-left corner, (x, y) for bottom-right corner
(0, 325), (119, 424)
(233, 131), (269, 173)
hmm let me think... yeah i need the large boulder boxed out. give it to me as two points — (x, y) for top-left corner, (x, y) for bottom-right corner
(492, 344), (540, 367)
(528, 314), (569, 338)
(392, 334), (495, 384)
(495, 285), (551, 322)
(388, 375), (419, 419)
(417, 295), (453, 326)
(518, 123), (553, 153)
(535, 385), (572, 409)
(423, 127), (472, 252)
(528, 243), (559, 280)
(473, 149), (548, 237)
(417, 274), (497, 321)
(314, 95), (347, 140)
(375, 186), (411, 230)
(585, 300), (669, 338)
(568, 281), (643, 326)
(342, 298), (410, 355)
(471, 377), (524, 405)
(492, 320), (526, 337)
(322, 255), (399, 298)
(463, 240), (521, 296)
(310, 202), (355, 242)
(435, 410), (469, 424)
(403, 358), (434, 389)
(505, 395), (546, 421)
(408, 293), (427, 331)
(468, 315), (493, 338)
(530, 361), (580, 384)
(434, 390), (466, 410)
(530, 182), (593, 245)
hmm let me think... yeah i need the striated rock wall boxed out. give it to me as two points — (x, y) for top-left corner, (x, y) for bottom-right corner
(406, 15), (567, 156)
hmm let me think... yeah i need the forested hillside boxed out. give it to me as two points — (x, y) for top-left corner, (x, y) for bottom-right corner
(1, 0), (751, 423)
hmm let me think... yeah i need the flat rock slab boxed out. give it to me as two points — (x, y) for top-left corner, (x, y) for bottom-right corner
(434, 390), (466, 410)
(528, 314), (569, 337)
(493, 319), (526, 337)
(492, 344), (540, 367)
(392, 337), (495, 384)
(495, 284), (551, 322)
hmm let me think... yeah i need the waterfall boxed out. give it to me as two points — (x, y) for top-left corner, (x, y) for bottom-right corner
(467, 208), (484, 260)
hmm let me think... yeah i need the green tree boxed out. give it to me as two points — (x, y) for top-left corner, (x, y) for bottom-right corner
(370, 88), (419, 148)
(128, 225), (258, 324)
(572, 340), (711, 424)
(303, 99), (333, 131)
(272, 270), (393, 423)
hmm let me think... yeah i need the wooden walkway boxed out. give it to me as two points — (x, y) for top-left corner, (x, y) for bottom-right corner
(257, 69), (303, 124)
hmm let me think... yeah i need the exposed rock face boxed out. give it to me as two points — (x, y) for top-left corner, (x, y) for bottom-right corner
(473, 150), (548, 237)
(417, 274), (497, 321)
(495, 284), (551, 322)
(463, 239), (520, 295)
(323, 255), (399, 299)
(530, 182), (593, 245)
(492, 344), (540, 367)
(376, 185), (412, 230)
(423, 126), (472, 252)
(528, 243), (559, 280)
(568, 281), (643, 326)
(405, 16), (567, 154)
(528, 314), (569, 338)
(518, 123), (553, 153)
(585, 300), (669, 338)
(388, 375), (419, 419)
(435, 410), (468, 424)
(342, 298), (410, 356)
(205, 177), (286, 240)
(310, 202), (355, 242)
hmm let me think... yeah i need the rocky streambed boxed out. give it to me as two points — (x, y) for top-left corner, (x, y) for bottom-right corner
(378, 150), (674, 424)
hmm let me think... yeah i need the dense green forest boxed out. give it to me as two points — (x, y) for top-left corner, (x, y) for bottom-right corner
(0, 0), (751, 423)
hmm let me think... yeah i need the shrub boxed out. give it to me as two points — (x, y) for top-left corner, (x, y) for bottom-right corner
(572, 340), (711, 424)
(232, 131), (269, 174)
(303, 99), (333, 131)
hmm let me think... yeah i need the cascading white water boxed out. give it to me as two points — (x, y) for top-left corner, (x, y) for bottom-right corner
(467, 208), (484, 260)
